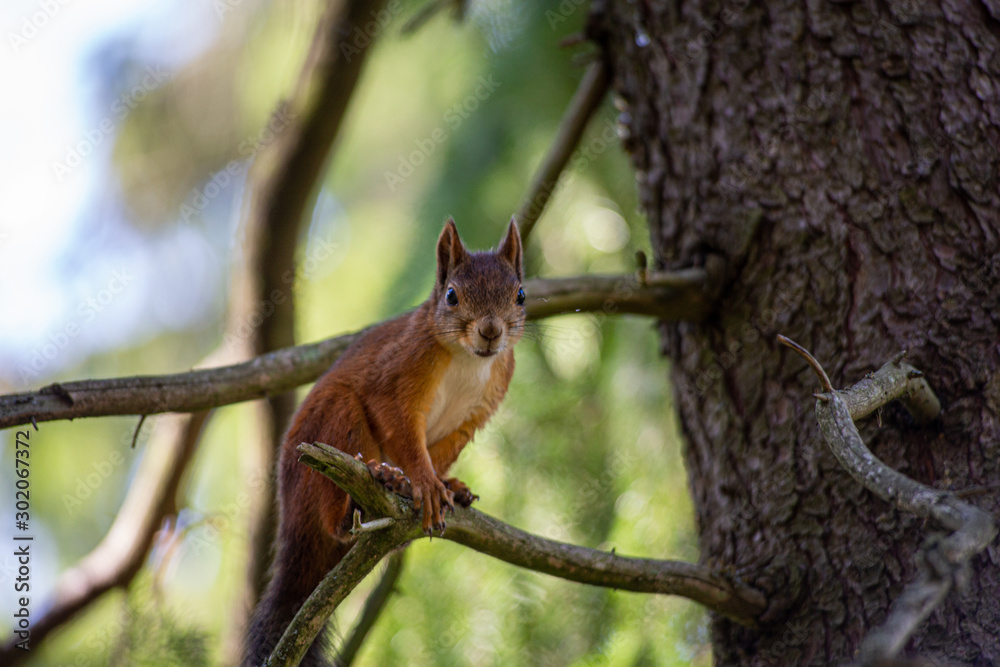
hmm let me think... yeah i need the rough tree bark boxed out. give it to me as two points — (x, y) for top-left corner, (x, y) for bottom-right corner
(590, 0), (1000, 664)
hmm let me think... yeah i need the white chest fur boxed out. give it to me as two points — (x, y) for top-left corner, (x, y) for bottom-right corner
(425, 353), (495, 444)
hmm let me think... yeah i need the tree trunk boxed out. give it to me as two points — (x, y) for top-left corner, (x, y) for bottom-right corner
(590, 0), (1000, 663)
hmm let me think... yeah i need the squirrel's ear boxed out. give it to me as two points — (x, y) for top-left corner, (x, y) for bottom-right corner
(436, 217), (469, 286)
(498, 216), (523, 280)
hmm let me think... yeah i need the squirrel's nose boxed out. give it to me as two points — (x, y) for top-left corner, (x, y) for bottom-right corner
(477, 320), (502, 341)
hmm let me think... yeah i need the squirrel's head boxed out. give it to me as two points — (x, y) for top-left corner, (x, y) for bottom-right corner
(430, 217), (526, 358)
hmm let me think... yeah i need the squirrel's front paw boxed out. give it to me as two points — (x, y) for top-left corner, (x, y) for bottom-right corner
(441, 477), (479, 508)
(411, 474), (454, 535)
(365, 459), (413, 498)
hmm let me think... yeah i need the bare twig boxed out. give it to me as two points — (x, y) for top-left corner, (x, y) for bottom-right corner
(130, 414), (147, 449)
(777, 336), (997, 665)
(0, 23), (391, 636)
(351, 510), (397, 534)
(516, 60), (611, 242)
(0, 412), (210, 664)
(0, 270), (710, 431)
(334, 550), (406, 667)
(262, 446), (415, 665)
(776, 334), (833, 392)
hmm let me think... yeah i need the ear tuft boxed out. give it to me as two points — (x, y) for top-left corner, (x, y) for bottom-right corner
(498, 216), (523, 280)
(436, 217), (469, 287)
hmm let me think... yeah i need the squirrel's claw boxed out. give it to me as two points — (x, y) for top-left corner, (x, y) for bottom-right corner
(367, 462), (458, 534)
(441, 477), (478, 508)
(412, 474), (452, 535)
(366, 460), (413, 498)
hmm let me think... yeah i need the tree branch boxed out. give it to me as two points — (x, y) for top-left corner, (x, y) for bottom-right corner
(0, 270), (709, 431)
(265, 531), (401, 667)
(285, 442), (767, 657)
(778, 337), (997, 666)
(333, 550), (405, 667)
(525, 268), (709, 320)
(516, 60), (611, 242)
(0, 333), (362, 431)
(442, 507), (766, 623)
(235, 0), (390, 644)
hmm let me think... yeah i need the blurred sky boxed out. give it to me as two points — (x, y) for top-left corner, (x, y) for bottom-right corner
(0, 0), (229, 389)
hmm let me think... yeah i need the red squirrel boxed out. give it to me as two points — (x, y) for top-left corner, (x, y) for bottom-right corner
(244, 219), (525, 666)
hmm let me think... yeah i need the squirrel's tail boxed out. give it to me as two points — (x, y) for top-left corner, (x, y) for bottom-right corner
(242, 529), (350, 667)
(244, 388), (360, 666)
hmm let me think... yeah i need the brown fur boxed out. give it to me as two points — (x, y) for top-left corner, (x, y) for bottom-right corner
(243, 219), (525, 666)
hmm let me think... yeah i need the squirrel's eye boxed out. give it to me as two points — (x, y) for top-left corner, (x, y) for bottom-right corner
(446, 287), (459, 306)
(516, 287), (525, 306)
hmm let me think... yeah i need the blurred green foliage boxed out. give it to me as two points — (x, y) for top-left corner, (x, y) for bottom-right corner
(3, 0), (708, 664)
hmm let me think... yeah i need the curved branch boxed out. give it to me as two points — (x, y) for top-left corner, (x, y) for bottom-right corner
(778, 337), (997, 665)
(295, 442), (768, 627)
(0, 411), (210, 664)
(516, 60), (611, 242)
(235, 0), (391, 639)
(333, 550), (406, 667)
(245, 0), (390, 363)
(297, 445), (411, 519)
(265, 532), (403, 667)
(0, 270), (709, 431)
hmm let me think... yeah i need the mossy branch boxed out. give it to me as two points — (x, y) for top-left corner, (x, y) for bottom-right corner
(264, 442), (768, 665)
